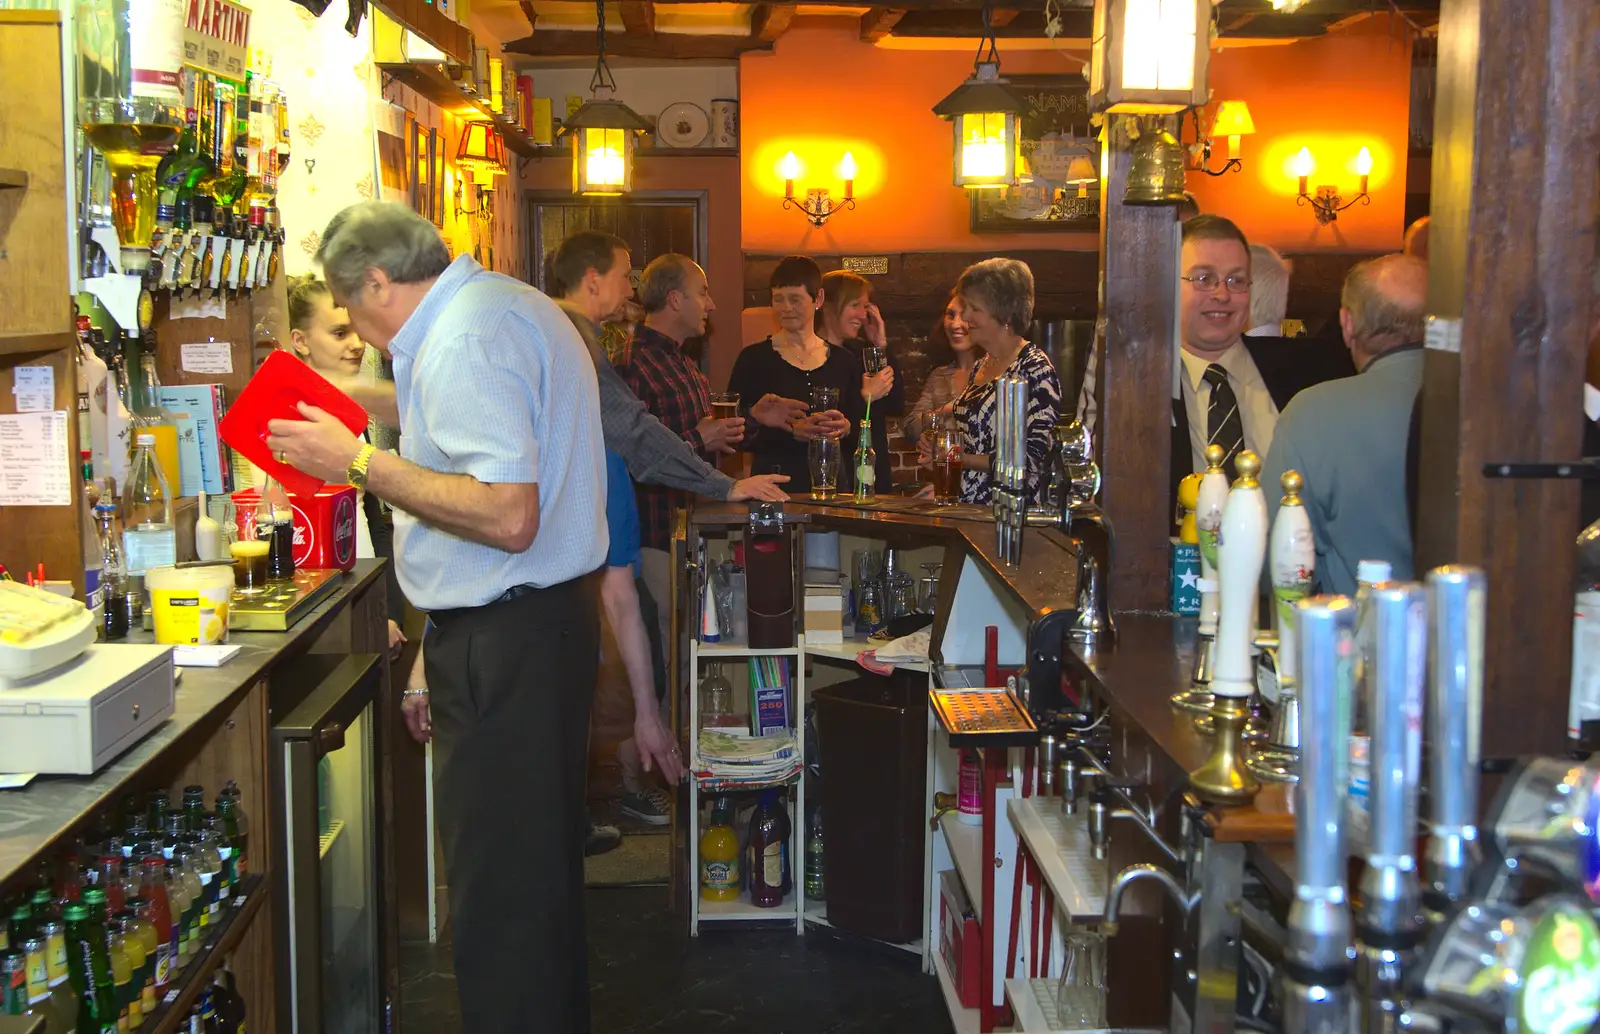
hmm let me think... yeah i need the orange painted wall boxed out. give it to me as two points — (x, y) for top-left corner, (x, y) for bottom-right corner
(739, 18), (1099, 254)
(1187, 15), (1413, 253)
(519, 154), (746, 388)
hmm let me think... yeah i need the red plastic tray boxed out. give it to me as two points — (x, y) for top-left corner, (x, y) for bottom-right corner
(218, 350), (369, 498)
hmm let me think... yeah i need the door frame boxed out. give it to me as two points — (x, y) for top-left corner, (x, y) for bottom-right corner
(523, 189), (712, 296)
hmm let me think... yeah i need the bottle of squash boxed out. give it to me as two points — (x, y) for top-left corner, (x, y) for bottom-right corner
(699, 797), (740, 902)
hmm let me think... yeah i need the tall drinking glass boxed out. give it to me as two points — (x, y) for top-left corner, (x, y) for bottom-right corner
(808, 437), (840, 500)
(710, 392), (741, 475)
(861, 347), (887, 375)
(931, 422), (963, 503)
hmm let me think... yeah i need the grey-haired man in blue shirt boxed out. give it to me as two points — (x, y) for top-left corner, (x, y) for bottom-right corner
(268, 201), (608, 1034)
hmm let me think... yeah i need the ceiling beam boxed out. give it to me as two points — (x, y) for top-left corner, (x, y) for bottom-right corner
(517, 0), (536, 32)
(889, 8), (1072, 36)
(503, 30), (776, 59)
(860, 6), (906, 41)
(750, 3), (797, 41)
(620, 0), (656, 36)
(987, 7), (1019, 26)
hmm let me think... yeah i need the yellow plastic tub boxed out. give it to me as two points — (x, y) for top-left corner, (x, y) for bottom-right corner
(146, 565), (234, 645)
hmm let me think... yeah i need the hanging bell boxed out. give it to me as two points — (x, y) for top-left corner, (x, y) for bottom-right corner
(1123, 122), (1188, 206)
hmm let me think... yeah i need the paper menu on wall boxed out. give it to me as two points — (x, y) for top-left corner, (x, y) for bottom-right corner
(0, 411), (72, 506)
(171, 413), (204, 497)
(12, 366), (53, 412)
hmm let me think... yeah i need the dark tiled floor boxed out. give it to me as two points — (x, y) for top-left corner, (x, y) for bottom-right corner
(400, 887), (954, 1034)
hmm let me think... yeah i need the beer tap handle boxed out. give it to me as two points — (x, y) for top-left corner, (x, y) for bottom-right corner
(1211, 451), (1268, 699)
(1424, 566), (1485, 912)
(1361, 582), (1427, 934)
(1269, 470), (1315, 689)
(1196, 444), (1230, 636)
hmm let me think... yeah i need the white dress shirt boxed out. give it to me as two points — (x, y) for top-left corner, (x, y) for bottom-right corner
(1178, 341), (1280, 475)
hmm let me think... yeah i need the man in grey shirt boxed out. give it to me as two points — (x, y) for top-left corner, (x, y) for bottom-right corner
(1262, 254), (1429, 596)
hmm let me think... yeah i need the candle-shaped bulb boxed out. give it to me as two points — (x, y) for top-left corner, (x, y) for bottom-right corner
(1280, 470), (1304, 505)
(779, 151), (800, 197)
(1354, 146), (1374, 177)
(1227, 135), (1241, 161)
(840, 151), (857, 180)
(1293, 146), (1314, 194)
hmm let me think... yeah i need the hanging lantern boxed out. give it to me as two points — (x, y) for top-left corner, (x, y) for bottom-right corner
(1089, 0), (1211, 114)
(559, 0), (652, 195)
(932, 7), (1027, 190)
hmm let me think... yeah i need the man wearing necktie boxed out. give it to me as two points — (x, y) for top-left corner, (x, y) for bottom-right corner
(1168, 216), (1356, 509)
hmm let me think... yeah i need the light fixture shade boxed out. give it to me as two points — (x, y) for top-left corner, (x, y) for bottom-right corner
(560, 95), (652, 196)
(1090, 0), (1211, 114)
(1065, 155), (1099, 184)
(456, 121), (508, 178)
(933, 61), (1027, 190)
(1210, 100), (1255, 138)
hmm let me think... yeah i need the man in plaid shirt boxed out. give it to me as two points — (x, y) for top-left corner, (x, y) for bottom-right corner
(618, 253), (745, 665)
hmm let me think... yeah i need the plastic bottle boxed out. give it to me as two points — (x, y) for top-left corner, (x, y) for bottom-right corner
(123, 900), (158, 1017)
(121, 434), (175, 619)
(804, 808), (826, 901)
(956, 749), (983, 826)
(698, 797), (740, 902)
(134, 859), (173, 989)
(746, 789), (791, 908)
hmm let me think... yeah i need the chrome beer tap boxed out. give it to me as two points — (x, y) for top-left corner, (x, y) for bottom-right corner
(1282, 596), (1357, 1034)
(1423, 566), (1484, 922)
(993, 375), (1029, 565)
(1356, 582), (1428, 1034)
(1175, 444), (1230, 713)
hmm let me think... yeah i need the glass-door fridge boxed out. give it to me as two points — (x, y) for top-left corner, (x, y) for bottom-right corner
(272, 653), (386, 1034)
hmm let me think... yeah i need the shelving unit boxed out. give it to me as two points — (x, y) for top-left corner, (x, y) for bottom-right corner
(803, 634), (930, 672)
(686, 617), (808, 935)
(1006, 797), (1108, 920)
(1003, 976), (1084, 1034)
(144, 874), (268, 1033)
(377, 60), (548, 158)
(933, 949), (981, 1034)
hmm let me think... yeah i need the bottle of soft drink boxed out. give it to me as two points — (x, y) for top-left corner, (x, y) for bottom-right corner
(78, 454), (104, 629)
(122, 434), (175, 620)
(63, 901), (117, 1034)
(94, 483), (130, 641)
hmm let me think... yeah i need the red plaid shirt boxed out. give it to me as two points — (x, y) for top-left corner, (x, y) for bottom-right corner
(616, 324), (714, 550)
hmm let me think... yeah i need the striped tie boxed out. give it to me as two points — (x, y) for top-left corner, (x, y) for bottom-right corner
(1203, 363), (1245, 480)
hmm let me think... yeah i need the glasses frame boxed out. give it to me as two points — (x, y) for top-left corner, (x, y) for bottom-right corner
(1181, 272), (1252, 294)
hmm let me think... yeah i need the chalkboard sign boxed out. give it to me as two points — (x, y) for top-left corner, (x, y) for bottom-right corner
(969, 75), (1100, 234)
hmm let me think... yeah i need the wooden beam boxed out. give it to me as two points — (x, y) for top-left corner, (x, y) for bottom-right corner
(1416, 0), (1600, 758)
(750, 3), (796, 41)
(890, 9), (1058, 35)
(504, 30), (775, 58)
(517, 0), (536, 32)
(1096, 114), (1178, 613)
(860, 6), (906, 42)
(620, 0), (656, 36)
(988, 7), (1019, 25)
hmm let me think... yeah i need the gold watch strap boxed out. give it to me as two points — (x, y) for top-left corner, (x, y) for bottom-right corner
(348, 443), (377, 486)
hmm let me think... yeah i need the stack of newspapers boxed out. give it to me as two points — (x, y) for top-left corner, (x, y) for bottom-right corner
(692, 730), (802, 790)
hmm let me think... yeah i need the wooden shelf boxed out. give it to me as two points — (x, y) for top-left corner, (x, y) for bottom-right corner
(0, 167), (26, 189)
(377, 61), (545, 158)
(144, 874), (270, 1034)
(637, 146), (738, 158)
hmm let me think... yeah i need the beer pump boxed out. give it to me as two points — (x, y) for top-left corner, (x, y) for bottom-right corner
(1190, 450), (1266, 803)
(993, 375), (1029, 566)
(1248, 470), (1314, 782)
(1282, 596), (1356, 1034)
(1174, 444), (1230, 713)
(1356, 583), (1428, 1034)
(1423, 566), (1483, 922)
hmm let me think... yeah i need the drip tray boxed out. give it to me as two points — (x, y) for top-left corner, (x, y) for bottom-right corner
(931, 687), (1039, 747)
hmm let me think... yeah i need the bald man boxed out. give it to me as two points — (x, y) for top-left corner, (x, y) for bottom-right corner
(1262, 254), (1429, 595)
(1403, 216), (1430, 261)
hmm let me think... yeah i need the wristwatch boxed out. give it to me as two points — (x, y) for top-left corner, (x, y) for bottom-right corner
(346, 443), (377, 489)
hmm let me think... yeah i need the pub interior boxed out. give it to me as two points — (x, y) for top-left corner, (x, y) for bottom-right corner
(1, 0), (1598, 1032)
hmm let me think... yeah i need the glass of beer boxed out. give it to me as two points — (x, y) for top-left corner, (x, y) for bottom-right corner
(710, 392), (740, 421)
(231, 539), (271, 595)
(808, 437), (840, 500)
(931, 424), (963, 503)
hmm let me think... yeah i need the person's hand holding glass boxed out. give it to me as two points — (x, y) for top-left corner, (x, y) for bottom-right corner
(804, 385), (847, 499)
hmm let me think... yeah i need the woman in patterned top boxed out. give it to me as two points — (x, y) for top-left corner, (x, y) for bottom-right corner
(949, 259), (1062, 505)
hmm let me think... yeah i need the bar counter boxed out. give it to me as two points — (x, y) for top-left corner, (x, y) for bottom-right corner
(0, 559), (396, 1034)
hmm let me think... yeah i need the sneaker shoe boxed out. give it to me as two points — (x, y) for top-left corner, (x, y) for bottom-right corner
(620, 788), (672, 826)
(585, 821), (622, 856)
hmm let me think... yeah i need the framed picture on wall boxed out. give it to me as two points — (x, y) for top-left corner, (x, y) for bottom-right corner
(409, 116), (427, 218)
(968, 74), (1101, 234)
(428, 128), (445, 228)
(375, 102), (410, 204)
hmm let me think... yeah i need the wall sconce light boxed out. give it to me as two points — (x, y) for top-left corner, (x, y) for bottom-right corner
(779, 151), (857, 227)
(932, 2), (1025, 190)
(1189, 99), (1254, 176)
(558, 0), (652, 195)
(1293, 145), (1373, 224)
(1089, 0), (1211, 115)
(455, 120), (507, 219)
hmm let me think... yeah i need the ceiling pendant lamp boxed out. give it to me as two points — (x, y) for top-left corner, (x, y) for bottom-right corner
(560, 0), (652, 195)
(1089, 0), (1212, 114)
(932, 1), (1027, 191)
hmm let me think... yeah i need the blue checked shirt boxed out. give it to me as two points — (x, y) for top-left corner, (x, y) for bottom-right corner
(388, 255), (607, 609)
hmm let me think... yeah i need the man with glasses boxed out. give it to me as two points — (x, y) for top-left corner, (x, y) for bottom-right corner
(1168, 216), (1355, 509)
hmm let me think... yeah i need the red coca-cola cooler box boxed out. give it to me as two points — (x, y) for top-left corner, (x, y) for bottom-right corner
(232, 485), (359, 572)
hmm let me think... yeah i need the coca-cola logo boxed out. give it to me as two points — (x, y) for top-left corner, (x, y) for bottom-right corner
(291, 501), (312, 567)
(332, 494), (357, 567)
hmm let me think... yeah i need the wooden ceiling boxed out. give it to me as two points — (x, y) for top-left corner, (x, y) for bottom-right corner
(499, 0), (1442, 60)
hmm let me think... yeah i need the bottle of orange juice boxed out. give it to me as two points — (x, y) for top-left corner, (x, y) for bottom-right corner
(134, 352), (182, 496)
(699, 797), (740, 902)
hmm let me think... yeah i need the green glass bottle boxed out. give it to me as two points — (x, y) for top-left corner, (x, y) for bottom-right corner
(63, 903), (116, 1034)
(1, 949), (29, 1016)
(182, 785), (207, 834)
(853, 417), (877, 501)
(8, 903), (34, 951)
